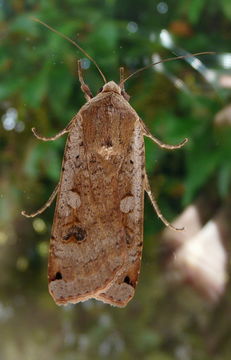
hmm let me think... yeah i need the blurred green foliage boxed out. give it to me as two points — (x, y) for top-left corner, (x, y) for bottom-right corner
(1, 0), (231, 359)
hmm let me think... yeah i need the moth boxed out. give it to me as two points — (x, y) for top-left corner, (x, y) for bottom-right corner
(22, 18), (212, 307)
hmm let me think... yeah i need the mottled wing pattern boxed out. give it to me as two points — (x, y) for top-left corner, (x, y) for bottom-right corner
(95, 104), (145, 307)
(48, 92), (140, 305)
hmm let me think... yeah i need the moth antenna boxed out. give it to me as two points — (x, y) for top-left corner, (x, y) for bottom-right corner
(120, 52), (215, 86)
(30, 17), (107, 84)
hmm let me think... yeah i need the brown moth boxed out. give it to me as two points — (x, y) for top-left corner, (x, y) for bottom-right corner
(22, 18), (212, 307)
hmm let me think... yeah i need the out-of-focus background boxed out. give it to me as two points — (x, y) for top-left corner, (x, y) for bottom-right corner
(1, 1), (231, 359)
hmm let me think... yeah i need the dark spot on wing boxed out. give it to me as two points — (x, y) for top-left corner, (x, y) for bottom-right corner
(123, 276), (134, 287)
(63, 226), (87, 242)
(125, 230), (133, 245)
(90, 157), (97, 163)
(102, 138), (113, 147)
(55, 272), (62, 280)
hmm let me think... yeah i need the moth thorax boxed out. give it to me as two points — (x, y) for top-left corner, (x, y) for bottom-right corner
(102, 81), (121, 94)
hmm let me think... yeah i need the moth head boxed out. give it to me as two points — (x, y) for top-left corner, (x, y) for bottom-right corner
(101, 81), (121, 95)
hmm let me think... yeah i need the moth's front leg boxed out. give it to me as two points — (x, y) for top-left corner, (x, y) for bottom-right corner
(21, 183), (59, 218)
(141, 119), (188, 149)
(32, 120), (74, 142)
(144, 172), (184, 231)
(32, 127), (68, 142)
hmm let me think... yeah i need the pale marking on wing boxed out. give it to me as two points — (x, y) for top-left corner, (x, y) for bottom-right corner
(120, 195), (135, 213)
(67, 191), (81, 209)
(98, 146), (115, 160)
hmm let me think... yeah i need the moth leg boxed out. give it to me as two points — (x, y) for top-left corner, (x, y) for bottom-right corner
(120, 67), (130, 101)
(146, 132), (188, 149)
(21, 183), (59, 218)
(144, 172), (184, 231)
(32, 124), (70, 142)
(77, 60), (93, 101)
(141, 120), (188, 149)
